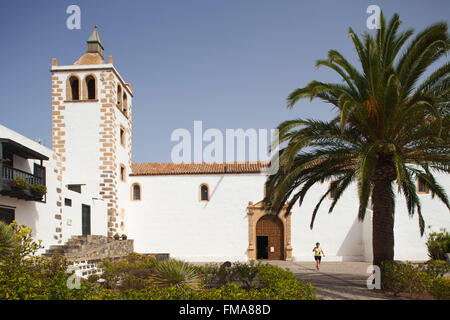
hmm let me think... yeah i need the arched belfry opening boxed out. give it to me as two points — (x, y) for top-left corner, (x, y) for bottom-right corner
(247, 201), (292, 261)
(86, 75), (96, 100)
(69, 76), (80, 100)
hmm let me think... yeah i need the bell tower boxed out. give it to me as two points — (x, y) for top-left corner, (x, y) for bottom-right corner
(50, 26), (133, 238)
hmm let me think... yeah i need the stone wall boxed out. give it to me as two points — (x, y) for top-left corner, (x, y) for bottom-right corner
(44, 235), (134, 262)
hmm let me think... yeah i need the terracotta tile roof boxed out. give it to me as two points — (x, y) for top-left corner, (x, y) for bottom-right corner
(131, 161), (269, 176)
(73, 52), (105, 65)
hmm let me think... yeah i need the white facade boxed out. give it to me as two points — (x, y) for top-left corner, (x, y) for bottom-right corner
(127, 174), (267, 262)
(1, 29), (449, 261)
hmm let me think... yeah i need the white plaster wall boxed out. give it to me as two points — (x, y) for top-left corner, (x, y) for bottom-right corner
(115, 104), (132, 236)
(12, 154), (31, 173)
(59, 188), (108, 243)
(362, 208), (373, 262)
(55, 70), (104, 198)
(392, 173), (450, 261)
(289, 183), (367, 262)
(126, 174), (267, 262)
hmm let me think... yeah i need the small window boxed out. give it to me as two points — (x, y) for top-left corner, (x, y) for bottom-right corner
(131, 184), (141, 201)
(86, 75), (96, 100)
(0, 206), (15, 225)
(120, 127), (126, 147)
(64, 198), (72, 207)
(200, 184), (209, 201)
(328, 183), (337, 200)
(68, 184), (82, 193)
(2, 149), (13, 167)
(117, 85), (122, 108)
(120, 165), (126, 182)
(69, 76), (80, 100)
(122, 92), (128, 114)
(417, 177), (429, 194)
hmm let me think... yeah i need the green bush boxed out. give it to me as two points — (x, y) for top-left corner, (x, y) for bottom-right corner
(88, 274), (100, 283)
(0, 222), (93, 300)
(196, 261), (260, 289)
(429, 277), (450, 300)
(381, 262), (432, 295)
(426, 229), (450, 261)
(108, 279), (315, 300)
(424, 260), (450, 278)
(195, 262), (235, 288)
(231, 261), (260, 289)
(100, 254), (158, 290)
(255, 264), (316, 300)
(196, 263), (220, 288)
(380, 261), (450, 298)
(216, 263), (234, 287)
(195, 262), (316, 300)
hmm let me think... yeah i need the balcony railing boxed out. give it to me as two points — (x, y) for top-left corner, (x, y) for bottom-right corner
(0, 164), (45, 202)
(1, 165), (43, 185)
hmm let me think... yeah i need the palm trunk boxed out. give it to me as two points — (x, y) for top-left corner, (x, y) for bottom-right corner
(372, 178), (395, 266)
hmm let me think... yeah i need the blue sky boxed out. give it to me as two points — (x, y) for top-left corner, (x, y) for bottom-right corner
(0, 0), (448, 162)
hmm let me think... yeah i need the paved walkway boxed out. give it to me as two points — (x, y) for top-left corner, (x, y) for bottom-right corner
(266, 261), (402, 300)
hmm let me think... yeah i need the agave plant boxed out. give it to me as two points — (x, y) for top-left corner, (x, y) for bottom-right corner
(151, 259), (201, 290)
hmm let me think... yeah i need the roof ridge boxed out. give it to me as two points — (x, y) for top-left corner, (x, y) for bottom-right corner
(131, 160), (270, 165)
(130, 161), (270, 176)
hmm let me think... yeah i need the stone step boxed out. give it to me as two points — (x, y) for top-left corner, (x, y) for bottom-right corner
(49, 245), (66, 250)
(47, 248), (66, 254)
(43, 235), (133, 263)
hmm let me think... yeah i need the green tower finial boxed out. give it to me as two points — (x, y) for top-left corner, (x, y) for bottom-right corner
(87, 25), (104, 56)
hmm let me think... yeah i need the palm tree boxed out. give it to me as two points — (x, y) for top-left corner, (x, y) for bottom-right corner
(264, 13), (449, 266)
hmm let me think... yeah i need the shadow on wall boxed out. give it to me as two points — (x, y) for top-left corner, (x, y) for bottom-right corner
(15, 200), (39, 239)
(336, 216), (365, 261)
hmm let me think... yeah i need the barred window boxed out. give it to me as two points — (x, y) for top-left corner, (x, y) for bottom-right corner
(132, 184), (141, 201)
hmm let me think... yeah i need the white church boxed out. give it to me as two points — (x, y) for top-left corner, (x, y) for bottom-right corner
(0, 27), (449, 262)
